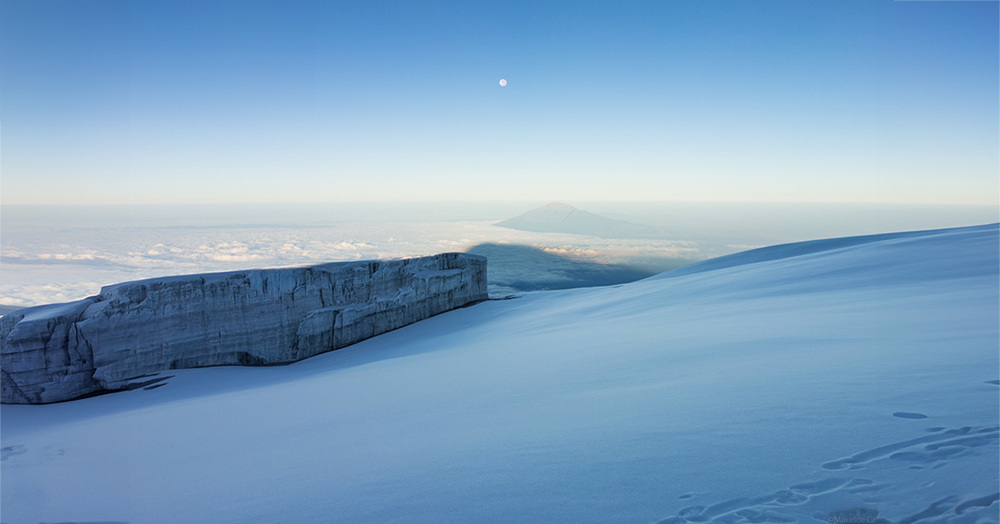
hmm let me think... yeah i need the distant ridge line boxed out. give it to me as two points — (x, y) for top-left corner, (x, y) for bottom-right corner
(494, 202), (666, 239)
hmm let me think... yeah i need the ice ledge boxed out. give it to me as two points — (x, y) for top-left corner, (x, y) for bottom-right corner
(0, 253), (488, 404)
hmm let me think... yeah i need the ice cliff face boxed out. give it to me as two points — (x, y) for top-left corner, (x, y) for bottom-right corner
(0, 253), (488, 404)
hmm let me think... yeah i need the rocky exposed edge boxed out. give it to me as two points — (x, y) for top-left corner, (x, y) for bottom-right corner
(1, 253), (488, 404)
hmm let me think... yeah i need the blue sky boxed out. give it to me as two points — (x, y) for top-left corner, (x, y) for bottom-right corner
(2, 0), (997, 205)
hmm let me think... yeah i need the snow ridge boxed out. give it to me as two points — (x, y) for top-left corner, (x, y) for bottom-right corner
(656, 222), (998, 279)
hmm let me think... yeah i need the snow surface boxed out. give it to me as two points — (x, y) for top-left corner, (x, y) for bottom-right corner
(1, 224), (997, 523)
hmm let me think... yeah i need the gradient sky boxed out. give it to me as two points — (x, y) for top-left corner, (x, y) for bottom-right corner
(2, 0), (998, 205)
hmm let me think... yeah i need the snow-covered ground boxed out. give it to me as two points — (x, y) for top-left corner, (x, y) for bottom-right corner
(2, 223), (997, 523)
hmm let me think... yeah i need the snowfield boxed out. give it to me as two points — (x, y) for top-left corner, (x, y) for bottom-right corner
(2, 224), (997, 523)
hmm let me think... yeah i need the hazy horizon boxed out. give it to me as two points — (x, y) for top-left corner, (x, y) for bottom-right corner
(3, 199), (996, 308)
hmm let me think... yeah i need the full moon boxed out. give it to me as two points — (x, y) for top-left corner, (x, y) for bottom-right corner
(499, 78), (507, 87)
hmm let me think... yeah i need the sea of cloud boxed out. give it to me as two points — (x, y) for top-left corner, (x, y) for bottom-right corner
(0, 213), (697, 307)
(2, 202), (995, 309)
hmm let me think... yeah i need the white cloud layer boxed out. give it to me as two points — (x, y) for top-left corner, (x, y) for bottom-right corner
(3, 202), (995, 308)
(1, 220), (702, 307)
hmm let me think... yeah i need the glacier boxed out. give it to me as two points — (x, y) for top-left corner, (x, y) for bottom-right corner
(0, 253), (488, 404)
(0, 224), (997, 522)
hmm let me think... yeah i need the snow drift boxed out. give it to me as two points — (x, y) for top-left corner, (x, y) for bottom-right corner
(1, 224), (997, 522)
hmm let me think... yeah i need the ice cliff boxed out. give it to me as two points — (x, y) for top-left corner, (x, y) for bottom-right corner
(0, 253), (488, 404)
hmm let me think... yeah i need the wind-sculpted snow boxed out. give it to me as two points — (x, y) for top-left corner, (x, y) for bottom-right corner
(0, 253), (487, 404)
(1, 224), (996, 522)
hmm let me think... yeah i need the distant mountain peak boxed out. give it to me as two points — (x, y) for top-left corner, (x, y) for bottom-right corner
(494, 203), (663, 239)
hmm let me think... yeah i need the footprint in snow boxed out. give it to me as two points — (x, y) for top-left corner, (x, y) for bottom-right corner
(658, 425), (999, 523)
(1, 445), (27, 461)
(822, 425), (998, 470)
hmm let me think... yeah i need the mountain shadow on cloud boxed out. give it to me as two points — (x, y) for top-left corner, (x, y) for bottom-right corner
(494, 202), (667, 239)
(466, 243), (679, 294)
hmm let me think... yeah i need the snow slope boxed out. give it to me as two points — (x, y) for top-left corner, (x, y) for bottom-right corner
(2, 224), (997, 523)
